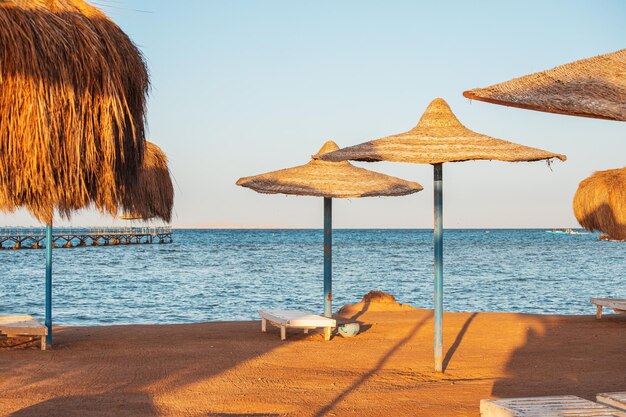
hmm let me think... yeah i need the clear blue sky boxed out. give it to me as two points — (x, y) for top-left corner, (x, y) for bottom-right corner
(3, 0), (625, 228)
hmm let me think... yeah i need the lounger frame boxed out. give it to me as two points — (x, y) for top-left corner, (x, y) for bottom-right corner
(591, 298), (626, 319)
(480, 395), (626, 416)
(598, 392), (626, 413)
(0, 315), (48, 350)
(259, 310), (336, 341)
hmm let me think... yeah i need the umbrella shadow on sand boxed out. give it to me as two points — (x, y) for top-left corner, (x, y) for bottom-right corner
(491, 313), (626, 400)
(313, 311), (433, 417)
(8, 392), (157, 417)
(442, 312), (478, 373)
(10, 394), (279, 417)
(1, 322), (287, 417)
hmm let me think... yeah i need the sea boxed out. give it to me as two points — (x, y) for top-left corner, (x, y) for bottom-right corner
(0, 229), (624, 326)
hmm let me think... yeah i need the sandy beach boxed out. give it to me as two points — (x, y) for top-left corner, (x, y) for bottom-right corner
(1, 299), (625, 417)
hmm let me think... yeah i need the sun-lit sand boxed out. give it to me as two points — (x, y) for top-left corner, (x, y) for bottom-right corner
(1, 295), (625, 417)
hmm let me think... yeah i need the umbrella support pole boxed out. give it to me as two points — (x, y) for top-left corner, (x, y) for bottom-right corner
(433, 164), (443, 372)
(324, 198), (332, 318)
(45, 223), (53, 346)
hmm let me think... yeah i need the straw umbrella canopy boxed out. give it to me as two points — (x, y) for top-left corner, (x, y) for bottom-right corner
(237, 141), (423, 318)
(463, 49), (626, 121)
(573, 167), (626, 240)
(320, 98), (566, 371)
(0, 0), (150, 345)
(128, 142), (174, 222)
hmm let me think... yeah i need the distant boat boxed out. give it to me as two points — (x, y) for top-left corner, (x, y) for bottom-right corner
(546, 228), (590, 235)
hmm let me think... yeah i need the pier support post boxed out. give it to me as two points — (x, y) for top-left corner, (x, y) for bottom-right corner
(45, 223), (53, 347)
(433, 164), (443, 372)
(323, 197), (332, 318)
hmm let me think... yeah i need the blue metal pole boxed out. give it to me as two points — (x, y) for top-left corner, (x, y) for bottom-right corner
(45, 223), (53, 346)
(323, 197), (332, 318)
(433, 163), (443, 372)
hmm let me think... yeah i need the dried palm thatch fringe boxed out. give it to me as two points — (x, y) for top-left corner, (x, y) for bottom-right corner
(127, 142), (174, 222)
(319, 98), (566, 164)
(236, 141), (423, 198)
(463, 49), (626, 121)
(0, 0), (150, 223)
(573, 167), (626, 240)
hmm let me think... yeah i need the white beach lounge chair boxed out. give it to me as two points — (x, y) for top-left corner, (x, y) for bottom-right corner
(258, 310), (336, 341)
(590, 298), (626, 319)
(0, 315), (48, 350)
(480, 395), (626, 417)
(598, 392), (626, 412)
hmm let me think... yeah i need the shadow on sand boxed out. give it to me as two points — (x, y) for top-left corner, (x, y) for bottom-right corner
(443, 312), (478, 372)
(6, 306), (626, 416)
(491, 313), (626, 400)
(2, 322), (282, 417)
(313, 311), (433, 417)
(9, 392), (157, 417)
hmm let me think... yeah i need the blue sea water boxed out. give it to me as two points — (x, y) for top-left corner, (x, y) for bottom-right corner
(0, 229), (624, 326)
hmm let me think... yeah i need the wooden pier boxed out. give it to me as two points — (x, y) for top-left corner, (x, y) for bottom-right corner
(0, 226), (173, 250)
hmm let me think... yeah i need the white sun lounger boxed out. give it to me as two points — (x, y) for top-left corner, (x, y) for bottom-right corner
(0, 315), (48, 350)
(480, 395), (626, 416)
(591, 298), (626, 319)
(598, 392), (626, 412)
(259, 310), (336, 341)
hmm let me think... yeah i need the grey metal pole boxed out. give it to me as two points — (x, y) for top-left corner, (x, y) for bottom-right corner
(433, 163), (444, 372)
(323, 197), (332, 318)
(45, 223), (53, 346)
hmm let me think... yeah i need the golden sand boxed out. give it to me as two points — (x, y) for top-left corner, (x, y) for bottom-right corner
(1, 298), (625, 416)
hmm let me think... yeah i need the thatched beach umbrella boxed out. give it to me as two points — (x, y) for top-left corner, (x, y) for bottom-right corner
(463, 49), (626, 121)
(237, 141), (423, 318)
(129, 142), (174, 222)
(0, 0), (150, 345)
(320, 98), (566, 371)
(573, 167), (626, 240)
